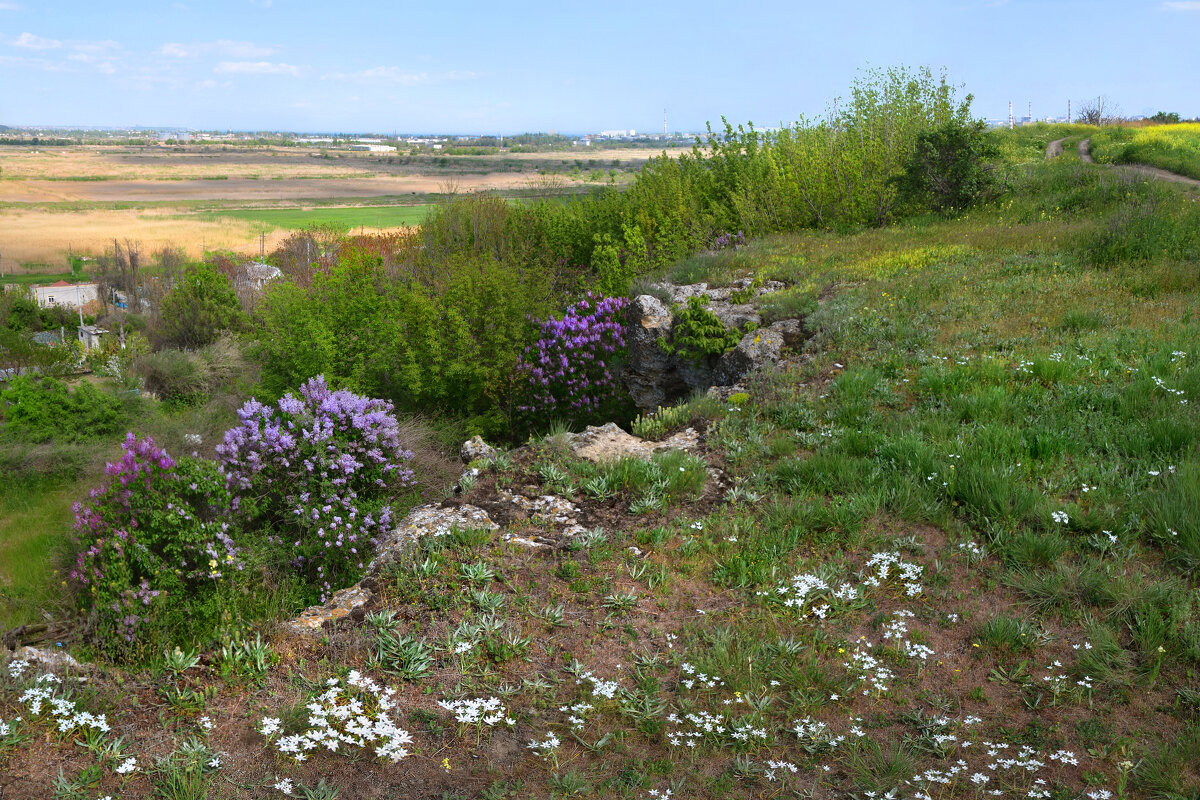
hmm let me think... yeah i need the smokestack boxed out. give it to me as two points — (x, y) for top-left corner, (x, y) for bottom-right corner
(1009, 101), (1014, 130)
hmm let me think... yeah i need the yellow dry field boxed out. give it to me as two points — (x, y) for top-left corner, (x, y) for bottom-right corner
(0, 146), (375, 181)
(0, 144), (678, 266)
(0, 207), (294, 268)
(0, 173), (554, 203)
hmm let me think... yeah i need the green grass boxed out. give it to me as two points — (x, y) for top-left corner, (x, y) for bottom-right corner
(1089, 122), (1200, 180)
(0, 479), (79, 629)
(207, 204), (433, 231)
(4, 128), (1200, 800)
(0, 271), (91, 285)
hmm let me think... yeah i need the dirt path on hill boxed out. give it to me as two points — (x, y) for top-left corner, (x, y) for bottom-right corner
(1045, 138), (1065, 159)
(1078, 137), (1200, 189)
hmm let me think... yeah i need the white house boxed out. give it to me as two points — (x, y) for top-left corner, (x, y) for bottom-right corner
(31, 281), (99, 309)
(77, 324), (107, 351)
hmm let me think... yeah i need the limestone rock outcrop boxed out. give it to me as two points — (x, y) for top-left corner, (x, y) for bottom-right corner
(622, 279), (806, 412)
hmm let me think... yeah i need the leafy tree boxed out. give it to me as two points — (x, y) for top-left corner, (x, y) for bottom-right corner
(158, 262), (244, 348)
(1149, 111), (1181, 125)
(894, 118), (1001, 213)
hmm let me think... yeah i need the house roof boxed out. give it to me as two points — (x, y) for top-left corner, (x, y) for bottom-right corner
(48, 280), (73, 287)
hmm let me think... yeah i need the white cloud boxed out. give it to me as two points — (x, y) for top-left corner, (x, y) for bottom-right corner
(9, 31), (61, 49)
(215, 60), (302, 76)
(0, 2), (23, 10)
(1163, 1), (1200, 8)
(159, 39), (276, 58)
(323, 66), (479, 85)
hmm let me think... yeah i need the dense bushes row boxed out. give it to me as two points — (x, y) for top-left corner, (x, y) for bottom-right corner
(248, 66), (976, 438)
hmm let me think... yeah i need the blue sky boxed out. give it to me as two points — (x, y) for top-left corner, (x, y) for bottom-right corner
(0, 0), (1196, 133)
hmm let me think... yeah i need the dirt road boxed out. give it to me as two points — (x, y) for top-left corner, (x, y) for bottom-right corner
(1076, 138), (1200, 189)
(1045, 138), (1065, 160)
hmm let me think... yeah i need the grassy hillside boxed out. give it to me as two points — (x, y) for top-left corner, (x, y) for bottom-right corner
(1089, 123), (1200, 180)
(2, 126), (1199, 799)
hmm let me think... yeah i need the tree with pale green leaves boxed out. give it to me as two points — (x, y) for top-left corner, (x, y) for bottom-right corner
(158, 262), (244, 349)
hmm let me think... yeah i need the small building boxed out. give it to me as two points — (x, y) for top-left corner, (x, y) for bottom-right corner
(77, 324), (107, 351)
(234, 261), (282, 291)
(31, 281), (99, 309)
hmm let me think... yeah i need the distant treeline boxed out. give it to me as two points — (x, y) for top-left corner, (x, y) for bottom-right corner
(0, 137), (80, 146)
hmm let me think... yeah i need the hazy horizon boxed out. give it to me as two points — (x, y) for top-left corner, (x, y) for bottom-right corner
(1, 0), (1198, 133)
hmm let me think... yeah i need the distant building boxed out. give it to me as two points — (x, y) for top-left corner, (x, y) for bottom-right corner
(31, 281), (99, 309)
(225, 260), (283, 307)
(77, 324), (107, 351)
(234, 261), (283, 291)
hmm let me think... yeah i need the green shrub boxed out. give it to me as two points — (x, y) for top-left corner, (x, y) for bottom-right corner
(69, 434), (243, 656)
(157, 262), (245, 349)
(253, 253), (550, 438)
(1083, 192), (1200, 266)
(0, 376), (124, 442)
(894, 118), (1002, 213)
(662, 296), (741, 362)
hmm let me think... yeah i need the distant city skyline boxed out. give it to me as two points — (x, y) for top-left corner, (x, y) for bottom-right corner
(1, 0), (1197, 133)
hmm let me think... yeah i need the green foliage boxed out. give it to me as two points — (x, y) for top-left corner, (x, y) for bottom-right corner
(0, 326), (83, 375)
(631, 403), (694, 441)
(0, 376), (124, 443)
(662, 295), (741, 362)
(69, 435), (244, 657)
(894, 118), (1002, 213)
(1089, 123), (1200, 181)
(137, 336), (249, 408)
(252, 253), (550, 438)
(158, 262), (244, 349)
(1083, 191), (1200, 266)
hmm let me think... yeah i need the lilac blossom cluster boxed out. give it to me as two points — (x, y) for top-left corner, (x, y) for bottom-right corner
(70, 433), (239, 643)
(517, 293), (629, 421)
(711, 230), (746, 250)
(217, 376), (415, 600)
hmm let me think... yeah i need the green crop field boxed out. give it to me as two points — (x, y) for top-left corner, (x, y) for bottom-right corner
(209, 204), (432, 230)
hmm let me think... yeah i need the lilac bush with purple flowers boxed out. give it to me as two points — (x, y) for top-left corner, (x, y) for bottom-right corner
(70, 433), (239, 649)
(217, 376), (415, 601)
(516, 293), (630, 425)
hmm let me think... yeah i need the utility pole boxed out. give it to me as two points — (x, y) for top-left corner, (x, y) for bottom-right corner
(1068, 100), (1071, 123)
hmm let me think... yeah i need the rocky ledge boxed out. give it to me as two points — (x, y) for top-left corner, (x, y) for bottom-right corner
(623, 278), (808, 412)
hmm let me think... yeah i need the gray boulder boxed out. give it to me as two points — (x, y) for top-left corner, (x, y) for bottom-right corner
(460, 436), (496, 464)
(624, 295), (686, 412)
(767, 318), (808, 349)
(708, 301), (761, 330)
(713, 328), (786, 386)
